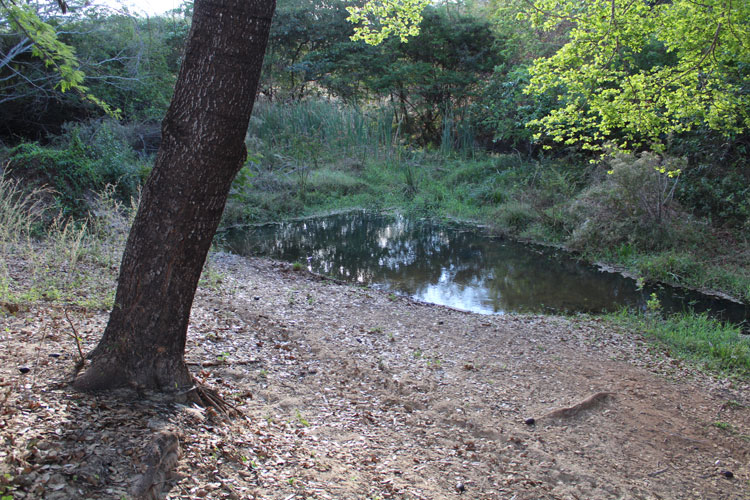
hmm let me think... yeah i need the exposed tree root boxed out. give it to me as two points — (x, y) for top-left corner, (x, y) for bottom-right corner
(184, 384), (238, 419)
(541, 392), (614, 421)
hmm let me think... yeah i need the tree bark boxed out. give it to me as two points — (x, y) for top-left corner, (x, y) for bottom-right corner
(73, 0), (275, 392)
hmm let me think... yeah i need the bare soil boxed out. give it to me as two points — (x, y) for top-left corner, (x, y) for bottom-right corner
(1, 254), (749, 499)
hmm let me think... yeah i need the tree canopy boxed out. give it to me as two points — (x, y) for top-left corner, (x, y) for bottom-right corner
(522, 0), (750, 154)
(353, 0), (749, 155)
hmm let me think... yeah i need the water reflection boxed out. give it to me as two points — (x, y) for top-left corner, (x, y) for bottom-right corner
(223, 212), (749, 326)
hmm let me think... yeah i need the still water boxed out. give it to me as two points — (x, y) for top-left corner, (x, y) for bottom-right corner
(224, 212), (748, 326)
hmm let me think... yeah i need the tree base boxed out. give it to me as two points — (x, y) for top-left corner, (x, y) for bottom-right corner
(72, 353), (193, 394)
(72, 356), (237, 417)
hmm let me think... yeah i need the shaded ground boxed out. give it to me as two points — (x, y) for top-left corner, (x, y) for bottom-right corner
(1, 254), (749, 499)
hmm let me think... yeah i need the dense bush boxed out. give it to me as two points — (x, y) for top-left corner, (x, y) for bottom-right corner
(567, 152), (699, 251)
(4, 120), (149, 217)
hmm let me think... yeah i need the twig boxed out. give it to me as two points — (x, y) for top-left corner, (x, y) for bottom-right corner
(30, 320), (49, 387)
(648, 468), (669, 477)
(186, 358), (260, 367)
(63, 308), (85, 370)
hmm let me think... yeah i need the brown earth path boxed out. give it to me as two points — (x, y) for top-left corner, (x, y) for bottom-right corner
(1, 254), (748, 499)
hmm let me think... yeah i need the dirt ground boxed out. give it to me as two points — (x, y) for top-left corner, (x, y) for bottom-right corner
(1, 253), (749, 499)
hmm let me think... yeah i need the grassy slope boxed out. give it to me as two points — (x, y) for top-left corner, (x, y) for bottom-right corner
(225, 148), (750, 304)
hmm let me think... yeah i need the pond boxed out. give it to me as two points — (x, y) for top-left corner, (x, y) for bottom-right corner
(223, 212), (749, 329)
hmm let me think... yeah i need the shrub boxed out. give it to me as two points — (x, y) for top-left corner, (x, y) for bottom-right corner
(568, 152), (694, 251)
(6, 121), (147, 217)
(494, 200), (536, 232)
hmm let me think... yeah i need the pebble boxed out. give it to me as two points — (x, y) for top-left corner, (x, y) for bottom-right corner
(18, 366), (30, 374)
(721, 470), (734, 479)
(524, 418), (536, 426)
(455, 482), (465, 493)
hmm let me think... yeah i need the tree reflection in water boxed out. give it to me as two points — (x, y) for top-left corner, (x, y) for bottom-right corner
(225, 212), (749, 325)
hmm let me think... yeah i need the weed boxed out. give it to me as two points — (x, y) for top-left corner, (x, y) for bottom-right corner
(295, 409), (310, 427)
(292, 261), (303, 272)
(413, 349), (422, 359)
(608, 310), (750, 378)
(427, 357), (443, 369)
(199, 265), (225, 290)
(646, 293), (662, 313)
(722, 400), (745, 410)
(0, 171), (143, 310)
(712, 421), (732, 431)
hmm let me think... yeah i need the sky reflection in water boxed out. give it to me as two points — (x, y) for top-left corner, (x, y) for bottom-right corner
(225, 212), (748, 325)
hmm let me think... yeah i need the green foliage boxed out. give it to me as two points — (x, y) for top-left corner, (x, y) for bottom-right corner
(4, 4), (85, 92)
(63, 13), (186, 121)
(472, 65), (548, 153)
(676, 159), (750, 228)
(346, 0), (431, 44)
(1, 3), (187, 140)
(5, 120), (147, 217)
(568, 152), (693, 251)
(524, 0), (750, 153)
(1, 3), (120, 117)
(610, 310), (750, 378)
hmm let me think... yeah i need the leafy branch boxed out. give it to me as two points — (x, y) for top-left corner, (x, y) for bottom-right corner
(0, 1), (120, 117)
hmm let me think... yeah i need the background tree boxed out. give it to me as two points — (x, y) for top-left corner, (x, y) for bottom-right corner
(260, 2), (501, 147)
(73, 0), (275, 393)
(0, 1), (187, 140)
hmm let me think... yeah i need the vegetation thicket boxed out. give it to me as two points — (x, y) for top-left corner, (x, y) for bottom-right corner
(0, 0), (748, 373)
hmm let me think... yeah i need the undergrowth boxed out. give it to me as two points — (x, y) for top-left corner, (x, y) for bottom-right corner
(0, 178), (132, 310)
(224, 102), (750, 303)
(0, 171), (230, 312)
(608, 309), (750, 379)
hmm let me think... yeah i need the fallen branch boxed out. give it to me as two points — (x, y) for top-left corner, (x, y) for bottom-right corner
(186, 358), (260, 368)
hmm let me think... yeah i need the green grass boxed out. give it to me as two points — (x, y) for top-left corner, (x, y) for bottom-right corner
(222, 99), (750, 305)
(590, 248), (750, 304)
(0, 178), (176, 311)
(609, 309), (750, 378)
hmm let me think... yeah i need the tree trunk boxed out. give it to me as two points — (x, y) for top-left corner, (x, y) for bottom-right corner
(73, 0), (275, 393)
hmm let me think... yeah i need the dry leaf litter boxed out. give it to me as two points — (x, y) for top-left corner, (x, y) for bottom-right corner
(1, 253), (749, 499)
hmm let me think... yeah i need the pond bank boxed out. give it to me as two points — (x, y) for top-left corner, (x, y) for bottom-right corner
(2, 254), (749, 499)
(221, 212), (750, 328)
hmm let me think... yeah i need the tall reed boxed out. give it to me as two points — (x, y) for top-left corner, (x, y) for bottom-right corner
(247, 99), (398, 160)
